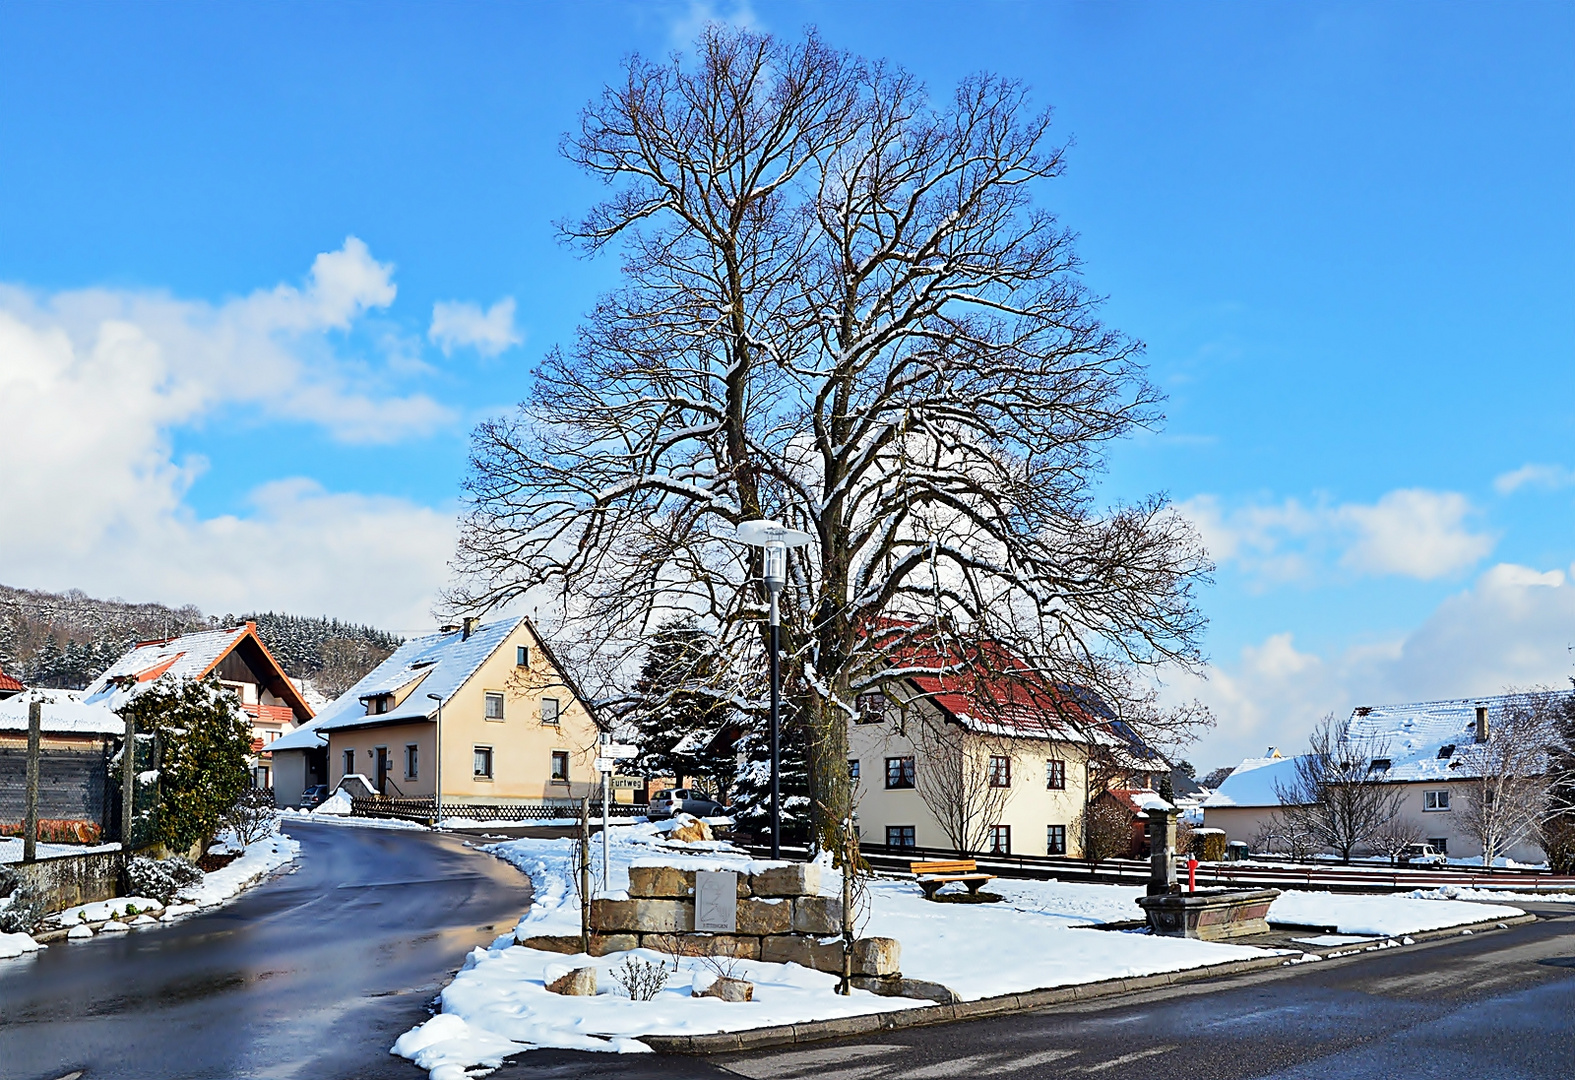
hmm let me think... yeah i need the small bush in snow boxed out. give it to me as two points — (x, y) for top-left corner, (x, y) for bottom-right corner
(0, 868), (46, 934)
(224, 786), (278, 847)
(611, 955), (669, 1001)
(126, 854), (204, 904)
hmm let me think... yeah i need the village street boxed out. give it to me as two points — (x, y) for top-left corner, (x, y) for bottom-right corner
(0, 820), (529, 1080)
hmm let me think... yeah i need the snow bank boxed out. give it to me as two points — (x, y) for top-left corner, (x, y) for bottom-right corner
(312, 790), (353, 816)
(280, 807), (427, 830)
(1408, 885), (1575, 905)
(0, 838), (120, 865)
(181, 833), (300, 907)
(0, 931), (43, 959)
(61, 896), (164, 923)
(1269, 890), (1524, 935)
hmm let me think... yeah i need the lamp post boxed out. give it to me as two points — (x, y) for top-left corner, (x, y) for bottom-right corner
(426, 693), (443, 827)
(737, 519), (814, 859)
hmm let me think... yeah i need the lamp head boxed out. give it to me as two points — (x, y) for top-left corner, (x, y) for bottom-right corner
(762, 541), (787, 593)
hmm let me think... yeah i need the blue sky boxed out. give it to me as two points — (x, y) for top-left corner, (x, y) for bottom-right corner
(2, 1), (1571, 768)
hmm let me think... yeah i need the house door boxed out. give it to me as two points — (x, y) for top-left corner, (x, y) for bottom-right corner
(376, 747), (390, 795)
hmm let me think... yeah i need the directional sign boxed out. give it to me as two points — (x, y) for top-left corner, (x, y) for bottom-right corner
(601, 743), (638, 759)
(594, 757), (620, 773)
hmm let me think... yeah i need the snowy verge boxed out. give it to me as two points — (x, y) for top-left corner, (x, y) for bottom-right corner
(1269, 890), (1525, 935)
(181, 832), (300, 906)
(1407, 885), (1575, 905)
(280, 808), (428, 831)
(0, 931), (43, 959)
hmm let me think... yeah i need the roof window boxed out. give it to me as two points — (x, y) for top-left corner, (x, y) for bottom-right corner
(1437, 744), (1455, 759)
(1368, 758), (1391, 772)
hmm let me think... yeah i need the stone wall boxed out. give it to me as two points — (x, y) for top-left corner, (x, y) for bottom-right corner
(520, 861), (901, 978)
(11, 848), (125, 913)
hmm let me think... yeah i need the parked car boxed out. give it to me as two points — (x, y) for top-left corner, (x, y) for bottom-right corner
(300, 784), (329, 810)
(647, 787), (727, 820)
(1398, 843), (1447, 868)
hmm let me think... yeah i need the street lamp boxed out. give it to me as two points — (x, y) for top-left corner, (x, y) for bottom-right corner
(736, 519), (815, 858)
(426, 693), (443, 827)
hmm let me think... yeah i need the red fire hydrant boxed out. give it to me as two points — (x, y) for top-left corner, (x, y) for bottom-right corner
(1187, 856), (1199, 893)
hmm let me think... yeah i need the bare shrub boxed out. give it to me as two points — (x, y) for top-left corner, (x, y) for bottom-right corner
(611, 955), (670, 1001)
(224, 786), (278, 847)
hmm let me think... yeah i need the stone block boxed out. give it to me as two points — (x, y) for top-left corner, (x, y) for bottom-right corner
(642, 933), (760, 960)
(591, 897), (693, 934)
(517, 933), (578, 953)
(853, 936), (901, 977)
(670, 816), (713, 843)
(792, 896), (844, 935)
(751, 862), (821, 897)
(547, 967), (598, 996)
(735, 897), (792, 935)
(628, 865), (694, 898)
(590, 933), (639, 956)
(694, 976), (754, 1002)
(759, 934), (845, 972)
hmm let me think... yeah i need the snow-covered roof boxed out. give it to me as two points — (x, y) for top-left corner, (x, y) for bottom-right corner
(1201, 755), (1303, 808)
(270, 617), (526, 751)
(1343, 693), (1562, 782)
(0, 691), (124, 736)
(79, 622), (311, 719)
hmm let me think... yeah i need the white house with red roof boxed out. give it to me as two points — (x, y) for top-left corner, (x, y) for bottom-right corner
(83, 621), (314, 788)
(847, 638), (1163, 858)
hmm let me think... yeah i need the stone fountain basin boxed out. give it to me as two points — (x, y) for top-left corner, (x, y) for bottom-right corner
(1134, 888), (1281, 941)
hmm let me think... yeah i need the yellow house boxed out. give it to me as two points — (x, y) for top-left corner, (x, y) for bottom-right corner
(269, 616), (603, 808)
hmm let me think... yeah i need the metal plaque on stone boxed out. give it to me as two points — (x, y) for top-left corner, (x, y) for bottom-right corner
(694, 870), (738, 932)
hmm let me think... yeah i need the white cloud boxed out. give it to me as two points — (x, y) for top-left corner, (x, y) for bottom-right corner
(668, 0), (762, 48)
(0, 239), (459, 630)
(428, 297), (522, 358)
(1493, 462), (1575, 495)
(1178, 562), (1575, 771)
(1177, 488), (1494, 584)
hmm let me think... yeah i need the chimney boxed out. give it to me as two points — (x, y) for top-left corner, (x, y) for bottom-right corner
(462, 616), (480, 641)
(1475, 705), (1489, 743)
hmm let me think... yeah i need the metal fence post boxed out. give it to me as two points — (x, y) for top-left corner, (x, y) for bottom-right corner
(122, 712), (136, 850)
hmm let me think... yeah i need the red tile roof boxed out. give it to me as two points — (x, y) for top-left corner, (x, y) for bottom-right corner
(0, 668), (23, 694)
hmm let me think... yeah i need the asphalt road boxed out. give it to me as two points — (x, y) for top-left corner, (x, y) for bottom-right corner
(495, 904), (1575, 1080)
(0, 819), (530, 1080)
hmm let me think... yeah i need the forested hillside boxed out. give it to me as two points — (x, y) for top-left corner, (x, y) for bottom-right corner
(0, 584), (401, 696)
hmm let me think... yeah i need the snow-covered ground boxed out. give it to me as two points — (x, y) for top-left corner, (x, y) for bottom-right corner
(279, 807), (427, 830)
(1268, 890), (1524, 936)
(0, 838), (120, 864)
(1409, 884), (1575, 905)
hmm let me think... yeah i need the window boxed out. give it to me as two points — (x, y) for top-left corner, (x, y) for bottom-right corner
(1428, 837), (1449, 856)
(1046, 759), (1067, 790)
(988, 825), (1011, 855)
(1424, 789), (1451, 811)
(541, 697), (561, 726)
(1437, 744), (1456, 759)
(342, 749), (355, 777)
(404, 744), (418, 780)
(886, 826), (916, 849)
(855, 692), (886, 724)
(848, 759), (860, 781)
(988, 756), (1011, 788)
(516, 645), (529, 667)
(1368, 758), (1391, 772)
(551, 751), (570, 783)
(885, 756), (916, 789)
(373, 695), (389, 714)
(1046, 824), (1067, 855)
(485, 691), (505, 721)
(473, 746), (494, 779)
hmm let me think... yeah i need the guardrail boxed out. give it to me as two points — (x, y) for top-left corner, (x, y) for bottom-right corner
(743, 841), (1575, 895)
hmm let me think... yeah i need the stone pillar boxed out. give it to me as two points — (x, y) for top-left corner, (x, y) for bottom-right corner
(1145, 807), (1179, 896)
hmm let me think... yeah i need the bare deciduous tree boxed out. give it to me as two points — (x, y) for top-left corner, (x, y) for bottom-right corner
(1371, 816), (1423, 865)
(449, 26), (1211, 847)
(1458, 690), (1562, 867)
(1077, 798), (1134, 864)
(907, 711), (1017, 854)
(1273, 715), (1406, 863)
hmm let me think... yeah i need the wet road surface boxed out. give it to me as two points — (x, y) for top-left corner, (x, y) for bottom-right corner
(0, 819), (530, 1080)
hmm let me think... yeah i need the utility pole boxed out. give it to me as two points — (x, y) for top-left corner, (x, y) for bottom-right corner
(22, 699), (41, 863)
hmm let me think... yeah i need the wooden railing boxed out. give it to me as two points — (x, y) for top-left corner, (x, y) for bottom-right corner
(351, 796), (649, 824)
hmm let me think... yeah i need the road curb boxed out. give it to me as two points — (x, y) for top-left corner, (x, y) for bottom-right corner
(637, 912), (1538, 1055)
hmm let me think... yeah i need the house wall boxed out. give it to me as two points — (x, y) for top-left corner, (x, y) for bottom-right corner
(1203, 781), (1547, 864)
(327, 621), (603, 805)
(847, 703), (1093, 857)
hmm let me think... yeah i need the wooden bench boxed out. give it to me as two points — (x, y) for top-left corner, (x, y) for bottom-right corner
(910, 858), (996, 900)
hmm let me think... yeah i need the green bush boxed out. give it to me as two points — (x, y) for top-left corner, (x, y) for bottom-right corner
(126, 854), (204, 904)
